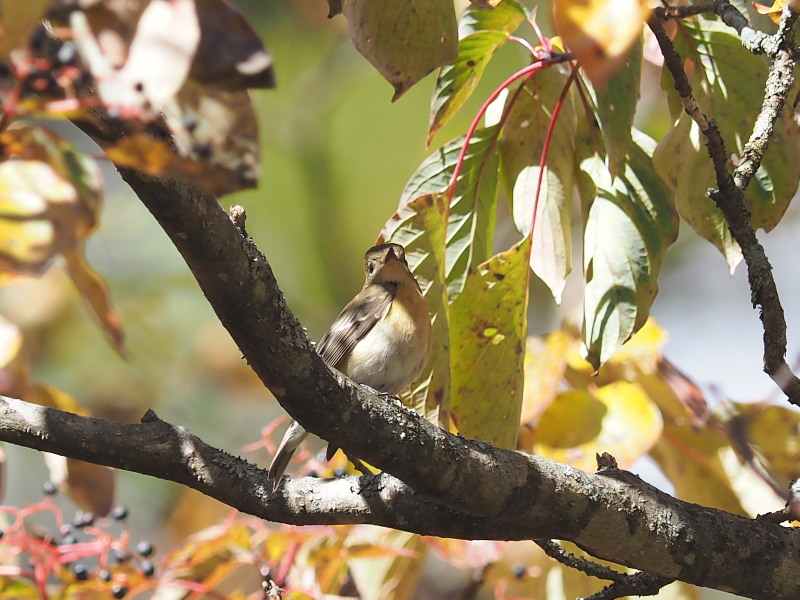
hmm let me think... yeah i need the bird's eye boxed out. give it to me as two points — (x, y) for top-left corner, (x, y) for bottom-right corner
(367, 262), (375, 275)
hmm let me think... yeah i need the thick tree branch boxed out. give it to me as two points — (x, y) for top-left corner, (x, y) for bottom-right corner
(1, 166), (798, 598)
(1, 392), (799, 599)
(650, 10), (800, 406)
(0, 396), (528, 540)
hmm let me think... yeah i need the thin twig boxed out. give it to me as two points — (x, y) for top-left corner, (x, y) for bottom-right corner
(538, 540), (625, 582)
(585, 572), (674, 600)
(655, 2), (715, 20)
(649, 9), (800, 407)
(538, 540), (673, 600)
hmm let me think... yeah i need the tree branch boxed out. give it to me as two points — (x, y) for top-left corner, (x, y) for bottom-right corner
(650, 9), (800, 407)
(1, 167), (799, 598)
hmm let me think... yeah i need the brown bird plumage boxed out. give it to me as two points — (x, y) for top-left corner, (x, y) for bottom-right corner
(268, 243), (432, 491)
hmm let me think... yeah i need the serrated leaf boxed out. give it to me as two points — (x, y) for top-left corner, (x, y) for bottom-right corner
(400, 127), (500, 298)
(380, 193), (450, 427)
(553, 0), (650, 86)
(342, 0), (458, 100)
(449, 238), (530, 448)
(656, 17), (800, 267)
(585, 37), (642, 178)
(530, 381), (662, 471)
(500, 71), (577, 302)
(63, 247), (126, 357)
(581, 132), (678, 369)
(428, 0), (526, 142)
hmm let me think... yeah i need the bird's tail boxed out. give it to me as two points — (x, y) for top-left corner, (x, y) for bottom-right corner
(268, 420), (308, 491)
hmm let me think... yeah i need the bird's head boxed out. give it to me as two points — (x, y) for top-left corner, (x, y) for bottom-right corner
(363, 243), (414, 285)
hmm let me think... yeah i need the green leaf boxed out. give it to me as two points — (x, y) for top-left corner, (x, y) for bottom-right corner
(653, 115), (741, 271)
(342, 0), (458, 100)
(380, 193), (450, 428)
(581, 131), (678, 370)
(500, 72), (578, 302)
(449, 238), (530, 448)
(428, 0), (527, 143)
(401, 127), (501, 298)
(586, 37), (642, 178)
(656, 17), (800, 267)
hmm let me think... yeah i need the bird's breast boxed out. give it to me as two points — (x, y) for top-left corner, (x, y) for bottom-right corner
(341, 284), (432, 395)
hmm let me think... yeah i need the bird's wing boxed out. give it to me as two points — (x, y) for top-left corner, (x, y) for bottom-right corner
(317, 282), (397, 368)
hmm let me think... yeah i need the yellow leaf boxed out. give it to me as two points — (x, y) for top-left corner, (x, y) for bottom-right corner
(450, 239), (531, 449)
(553, 0), (651, 86)
(0, 316), (22, 369)
(519, 331), (572, 425)
(531, 381), (662, 471)
(753, 0), (785, 24)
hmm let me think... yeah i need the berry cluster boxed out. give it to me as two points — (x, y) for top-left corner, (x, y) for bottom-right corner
(0, 482), (157, 598)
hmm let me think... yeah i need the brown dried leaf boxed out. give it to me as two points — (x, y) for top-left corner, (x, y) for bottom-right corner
(161, 82), (260, 194)
(191, 0), (275, 90)
(63, 247), (125, 357)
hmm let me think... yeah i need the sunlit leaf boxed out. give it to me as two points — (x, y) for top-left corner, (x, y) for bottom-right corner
(428, 0), (527, 142)
(737, 403), (800, 487)
(531, 381), (662, 471)
(0, 126), (102, 275)
(0, 315), (22, 369)
(519, 331), (572, 425)
(422, 538), (504, 569)
(380, 193), (450, 427)
(653, 116), (741, 272)
(63, 247), (126, 356)
(160, 521), (254, 587)
(552, 0), (650, 86)
(450, 238), (530, 448)
(655, 17), (800, 269)
(74, 0), (200, 117)
(583, 38), (642, 178)
(401, 127), (500, 298)
(348, 529), (425, 600)
(580, 132), (678, 369)
(753, 0), (785, 24)
(500, 71), (577, 302)
(342, 0), (458, 100)
(650, 421), (746, 515)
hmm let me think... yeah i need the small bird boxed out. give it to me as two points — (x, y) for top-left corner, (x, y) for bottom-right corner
(268, 242), (433, 491)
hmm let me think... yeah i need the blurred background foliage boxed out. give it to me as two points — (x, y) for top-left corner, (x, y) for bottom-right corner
(1, 0), (799, 598)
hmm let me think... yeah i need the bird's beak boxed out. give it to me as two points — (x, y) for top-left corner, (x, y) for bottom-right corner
(385, 248), (401, 263)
